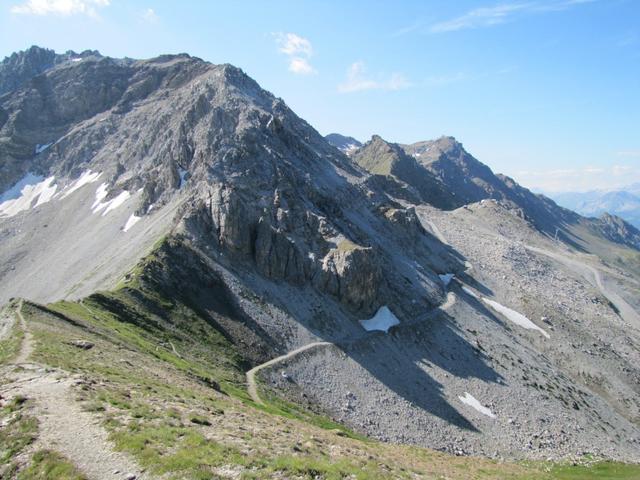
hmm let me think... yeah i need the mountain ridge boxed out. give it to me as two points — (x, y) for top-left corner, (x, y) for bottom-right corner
(552, 187), (640, 229)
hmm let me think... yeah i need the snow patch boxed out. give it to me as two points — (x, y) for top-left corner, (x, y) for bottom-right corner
(0, 173), (43, 203)
(341, 143), (359, 155)
(91, 183), (131, 216)
(0, 174), (57, 217)
(35, 179), (57, 206)
(360, 306), (400, 333)
(178, 167), (188, 188)
(60, 170), (102, 198)
(461, 286), (479, 299)
(439, 273), (455, 287)
(35, 143), (52, 154)
(123, 214), (141, 232)
(481, 298), (550, 338)
(91, 183), (108, 208)
(458, 392), (496, 418)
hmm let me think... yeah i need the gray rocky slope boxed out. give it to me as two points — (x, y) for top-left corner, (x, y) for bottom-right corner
(1, 46), (640, 462)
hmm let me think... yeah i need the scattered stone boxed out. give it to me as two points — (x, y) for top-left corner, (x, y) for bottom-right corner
(68, 340), (94, 350)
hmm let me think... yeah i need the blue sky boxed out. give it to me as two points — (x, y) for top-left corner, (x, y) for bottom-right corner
(1, 0), (638, 192)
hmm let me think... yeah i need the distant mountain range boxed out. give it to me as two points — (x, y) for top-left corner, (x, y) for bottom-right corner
(324, 133), (362, 155)
(551, 185), (640, 229)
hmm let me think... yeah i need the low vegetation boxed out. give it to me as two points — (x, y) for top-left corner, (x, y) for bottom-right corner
(0, 395), (37, 477)
(17, 450), (85, 480)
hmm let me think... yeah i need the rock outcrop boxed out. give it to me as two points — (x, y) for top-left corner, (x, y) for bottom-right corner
(313, 240), (382, 313)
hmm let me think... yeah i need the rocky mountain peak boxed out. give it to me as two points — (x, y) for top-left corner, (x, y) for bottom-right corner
(594, 212), (640, 249)
(431, 135), (463, 153)
(0, 45), (102, 96)
(325, 133), (362, 155)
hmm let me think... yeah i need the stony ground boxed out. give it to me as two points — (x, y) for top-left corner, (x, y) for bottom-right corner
(256, 201), (640, 463)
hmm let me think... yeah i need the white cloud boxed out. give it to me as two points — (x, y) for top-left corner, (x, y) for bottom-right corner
(274, 32), (316, 75)
(424, 72), (469, 87)
(141, 7), (158, 23)
(338, 61), (411, 93)
(288, 57), (314, 75)
(612, 165), (634, 176)
(617, 150), (640, 158)
(276, 32), (313, 57)
(429, 0), (597, 33)
(10, 0), (110, 17)
(430, 3), (531, 33)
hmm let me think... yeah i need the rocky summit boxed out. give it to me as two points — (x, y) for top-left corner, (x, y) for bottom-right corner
(1, 46), (640, 479)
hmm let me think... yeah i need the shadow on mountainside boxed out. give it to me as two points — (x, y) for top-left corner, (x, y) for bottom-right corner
(331, 307), (503, 433)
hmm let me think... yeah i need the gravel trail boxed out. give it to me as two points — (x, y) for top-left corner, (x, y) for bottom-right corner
(247, 341), (332, 405)
(1, 301), (151, 480)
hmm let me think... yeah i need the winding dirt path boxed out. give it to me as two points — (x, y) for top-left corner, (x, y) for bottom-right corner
(525, 245), (640, 330)
(13, 300), (33, 364)
(246, 341), (332, 405)
(245, 291), (459, 405)
(1, 301), (151, 480)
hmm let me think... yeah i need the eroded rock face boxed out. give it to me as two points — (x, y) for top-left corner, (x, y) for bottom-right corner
(210, 187), (256, 257)
(254, 217), (308, 285)
(592, 212), (640, 249)
(314, 242), (382, 313)
(383, 207), (425, 242)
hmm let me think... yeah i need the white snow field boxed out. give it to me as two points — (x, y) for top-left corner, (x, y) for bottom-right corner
(35, 143), (52, 154)
(0, 174), (57, 217)
(461, 286), (479, 299)
(91, 183), (131, 216)
(482, 298), (550, 338)
(458, 392), (496, 418)
(360, 306), (401, 333)
(61, 170), (102, 198)
(460, 284), (549, 338)
(123, 214), (141, 232)
(178, 167), (188, 188)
